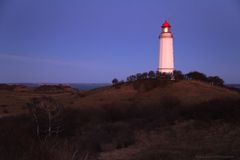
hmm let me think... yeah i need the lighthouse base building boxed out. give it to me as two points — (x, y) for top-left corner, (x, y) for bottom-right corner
(158, 21), (174, 74)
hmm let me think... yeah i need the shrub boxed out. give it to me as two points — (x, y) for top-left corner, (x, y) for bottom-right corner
(127, 75), (137, 83)
(185, 71), (208, 81)
(148, 71), (156, 79)
(112, 78), (118, 85)
(173, 70), (184, 80)
(112, 78), (124, 89)
(208, 76), (224, 86)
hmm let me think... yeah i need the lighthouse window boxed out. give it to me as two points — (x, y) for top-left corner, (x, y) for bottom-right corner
(163, 28), (168, 32)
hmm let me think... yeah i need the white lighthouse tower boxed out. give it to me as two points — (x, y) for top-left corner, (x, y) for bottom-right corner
(158, 21), (174, 73)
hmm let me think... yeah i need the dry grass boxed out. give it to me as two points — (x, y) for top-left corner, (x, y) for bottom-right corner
(1, 97), (240, 159)
(0, 81), (240, 160)
(0, 80), (239, 117)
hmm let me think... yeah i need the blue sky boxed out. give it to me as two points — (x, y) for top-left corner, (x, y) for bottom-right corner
(0, 0), (239, 83)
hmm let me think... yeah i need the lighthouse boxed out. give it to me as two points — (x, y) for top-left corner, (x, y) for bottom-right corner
(158, 21), (174, 73)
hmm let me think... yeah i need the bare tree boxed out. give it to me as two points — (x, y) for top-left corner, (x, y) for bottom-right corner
(27, 96), (64, 137)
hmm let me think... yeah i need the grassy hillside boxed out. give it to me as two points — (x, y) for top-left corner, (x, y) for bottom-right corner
(54, 81), (240, 108)
(0, 80), (240, 160)
(2, 80), (238, 117)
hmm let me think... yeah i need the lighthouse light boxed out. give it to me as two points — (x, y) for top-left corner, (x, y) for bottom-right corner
(163, 27), (168, 32)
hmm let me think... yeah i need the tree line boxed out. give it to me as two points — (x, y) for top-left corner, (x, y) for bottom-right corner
(112, 70), (224, 87)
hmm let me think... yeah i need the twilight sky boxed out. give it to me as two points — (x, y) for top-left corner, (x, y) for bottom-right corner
(0, 0), (239, 83)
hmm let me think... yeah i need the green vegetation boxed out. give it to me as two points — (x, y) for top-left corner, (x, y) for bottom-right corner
(112, 70), (225, 88)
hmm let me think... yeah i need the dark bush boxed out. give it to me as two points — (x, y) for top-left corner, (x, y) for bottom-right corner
(148, 71), (156, 79)
(112, 78), (118, 85)
(136, 73), (143, 80)
(173, 70), (184, 80)
(112, 78), (125, 89)
(127, 75), (137, 83)
(185, 71), (208, 81)
(208, 76), (224, 86)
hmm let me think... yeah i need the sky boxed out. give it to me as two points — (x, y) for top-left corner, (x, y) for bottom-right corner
(0, 0), (239, 83)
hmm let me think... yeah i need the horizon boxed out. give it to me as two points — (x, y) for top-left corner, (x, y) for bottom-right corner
(0, 0), (240, 83)
(1, 81), (240, 86)
(1, 82), (110, 85)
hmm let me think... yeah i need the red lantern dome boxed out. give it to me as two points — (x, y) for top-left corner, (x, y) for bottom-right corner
(161, 21), (171, 33)
(161, 21), (171, 28)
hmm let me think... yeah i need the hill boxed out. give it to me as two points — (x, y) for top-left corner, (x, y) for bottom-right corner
(0, 80), (240, 160)
(0, 80), (239, 118)
(55, 80), (240, 109)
